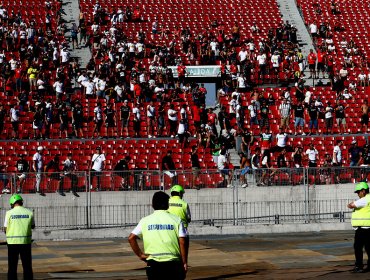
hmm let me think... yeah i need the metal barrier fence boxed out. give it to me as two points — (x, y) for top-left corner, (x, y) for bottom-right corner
(0, 167), (364, 230)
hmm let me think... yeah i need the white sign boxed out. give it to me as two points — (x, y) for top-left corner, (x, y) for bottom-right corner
(168, 66), (221, 78)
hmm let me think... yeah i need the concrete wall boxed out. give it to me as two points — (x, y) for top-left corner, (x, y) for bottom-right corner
(0, 183), (357, 240)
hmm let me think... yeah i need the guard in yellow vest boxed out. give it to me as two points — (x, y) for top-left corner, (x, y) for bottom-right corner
(4, 194), (35, 280)
(347, 182), (370, 273)
(128, 191), (188, 280)
(168, 185), (191, 229)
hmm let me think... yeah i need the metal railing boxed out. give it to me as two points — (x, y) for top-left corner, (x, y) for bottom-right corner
(0, 167), (364, 230)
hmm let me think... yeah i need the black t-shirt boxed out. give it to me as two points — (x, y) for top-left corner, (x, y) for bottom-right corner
(114, 159), (129, 171)
(60, 109), (69, 124)
(191, 153), (200, 168)
(0, 109), (5, 122)
(162, 155), (176, 170)
(120, 105), (130, 119)
(104, 108), (115, 122)
(294, 105), (304, 118)
(308, 106), (318, 120)
(72, 106), (84, 122)
(335, 104), (345, 118)
(16, 159), (29, 173)
(260, 105), (269, 119)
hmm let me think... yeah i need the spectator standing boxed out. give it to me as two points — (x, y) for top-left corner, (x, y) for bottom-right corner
(162, 150), (178, 186)
(59, 104), (69, 139)
(146, 101), (156, 138)
(10, 104), (19, 140)
(89, 147), (106, 191)
(361, 100), (369, 133)
(16, 154), (29, 193)
(114, 156), (132, 190)
(307, 101), (319, 135)
(93, 102), (103, 138)
(0, 162), (10, 194)
(293, 100), (305, 135)
(132, 102), (141, 138)
(335, 100), (348, 134)
(348, 140), (363, 167)
(63, 153), (79, 196)
(324, 102), (334, 134)
(104, 103), (116, 138)
(45, 155), (64, 195)
(218, 149), (233, 188)
(120, 100), (131, 138)
(72, 101), (84, 139)
(307, 49), (317, 78)
(4, 194), (35, 280)
(333, 140), (343, 183)
(33, 146), (44, 195)
(168, 104), (178, 138)
(191, 146), (201, 189)
(279, 98), (291, 130)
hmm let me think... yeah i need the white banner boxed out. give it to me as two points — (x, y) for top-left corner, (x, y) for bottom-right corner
(168, 66), (221, 78)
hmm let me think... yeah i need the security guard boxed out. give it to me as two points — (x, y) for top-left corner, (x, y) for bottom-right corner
(4, 194), (35, 280)
(168, 185), (191, 230)
(128, 191), (188, 280)
(347, 182), (370, 273)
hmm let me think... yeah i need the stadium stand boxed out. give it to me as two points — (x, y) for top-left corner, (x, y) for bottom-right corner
(0, 0), (369, 195)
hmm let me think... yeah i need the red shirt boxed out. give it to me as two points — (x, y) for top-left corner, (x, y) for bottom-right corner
(14, 68), (23, 79)
(192, 105), (200, 122)
(207, 112), (217, 125)
(308, 53), (317, 65)
(177, 65), (186, 77)
(317, 51), (325, 63)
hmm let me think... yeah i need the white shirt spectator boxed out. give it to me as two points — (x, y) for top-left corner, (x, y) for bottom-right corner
(33, 152), (43, 171)
(133, 106), (141, 121)
(304, 90), (312, 104)
(257, 53), (267, 65)
(94, 106), (103, 120)
(53, 81), (63, 94)
(91, 153), (106, 171)
(168, 109), (178, 121)
(217, 154), (227, 170)
(309, 23), (317, 34)
(60, 49), (70, 63)
(276, 133), (288, 147)
(306, 148), (319, 161)
(333, 145), (342, 163)
(10, 108), (19, 122)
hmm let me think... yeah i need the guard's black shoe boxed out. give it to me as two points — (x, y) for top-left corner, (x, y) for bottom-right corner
(352, 266), (364, 273)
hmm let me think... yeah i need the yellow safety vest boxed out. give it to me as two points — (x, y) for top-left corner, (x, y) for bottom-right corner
(352, 194), (370, 227)
(168, 196), (189, 228)
(5, 206), (34, 244)
(140, 210), (181, 262)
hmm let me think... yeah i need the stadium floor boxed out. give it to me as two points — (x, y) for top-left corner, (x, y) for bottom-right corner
(0, 230), (368, 279)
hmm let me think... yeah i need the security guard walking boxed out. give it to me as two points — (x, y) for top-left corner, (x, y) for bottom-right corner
(4, 194), (35, 280)
(128, 191), (188, 280)
(168, 184), (191, 259)
(347, 182), (370, 273)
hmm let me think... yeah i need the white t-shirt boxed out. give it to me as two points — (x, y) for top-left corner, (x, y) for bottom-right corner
(10, 108), (19, 122)
(94, 107), (103, 120)
(276, 133), (287, 147)
(325, 106), (333, 118)
(238, 50), (248, 62)
(309, 23), (317, 34)
(304, 91), (312, 103)
(257, 54), (267, 65)
(168, 109), (178, 121)
(333, 145), (342, 163)
(248, 104), (256, 118)
(354, 197), (368, 208)
(177, 122), (185, 134)
(217, 154), (227, 170)
(306, 148), (318, 161)
(53, 81), (63, 93)
(91, 153), (106, 171)
(271, 54), (280, 68)
(237, 76), (246, 88)
(133, 107), (141, 121)
(33, 152), (43, 171)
